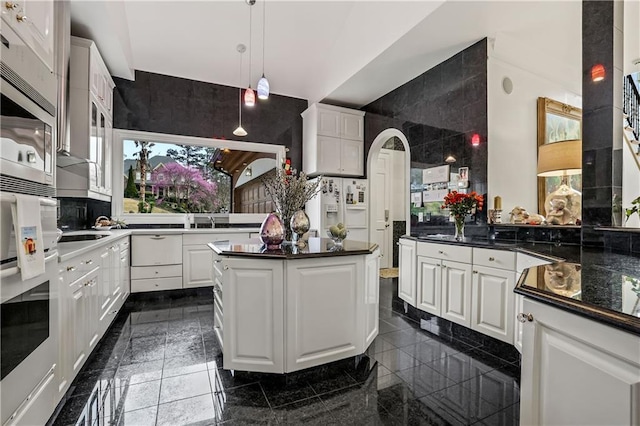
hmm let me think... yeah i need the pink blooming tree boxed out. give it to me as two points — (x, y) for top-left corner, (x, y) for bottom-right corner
(152, 163), (218, 212)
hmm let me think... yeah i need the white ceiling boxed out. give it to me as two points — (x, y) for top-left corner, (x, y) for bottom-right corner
(70, 1), (639, 109)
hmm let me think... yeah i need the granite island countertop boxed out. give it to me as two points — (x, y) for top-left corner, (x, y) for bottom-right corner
(208, 237), (378, 259)
(404, 234), (640, 336)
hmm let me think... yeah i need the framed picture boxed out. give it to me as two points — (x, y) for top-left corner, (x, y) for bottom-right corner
(458, 167), (469, 182)
(537, 97), (582, 214)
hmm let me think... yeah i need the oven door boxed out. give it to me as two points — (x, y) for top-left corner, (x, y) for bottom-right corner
(0, 250), (58, 425)
(0, 82), (55, 186)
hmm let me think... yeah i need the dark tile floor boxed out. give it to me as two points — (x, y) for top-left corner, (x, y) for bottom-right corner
(48, 278), (520, 425)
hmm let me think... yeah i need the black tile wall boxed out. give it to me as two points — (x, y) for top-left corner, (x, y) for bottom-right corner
(58, 198), (111, 230)
(361, 39), (488, 235)
(113, 71), (308, 170)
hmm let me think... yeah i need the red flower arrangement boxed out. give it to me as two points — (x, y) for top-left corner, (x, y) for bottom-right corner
(442, 191), (484, 218)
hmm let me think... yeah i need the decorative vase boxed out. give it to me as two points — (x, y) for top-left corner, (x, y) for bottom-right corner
(260, 212), (285, 249)
(290, 210), (310, 246)
(454, 215), (465, 241)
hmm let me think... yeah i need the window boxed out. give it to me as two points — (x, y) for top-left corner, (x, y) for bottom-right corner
(113, 130), (285, 220)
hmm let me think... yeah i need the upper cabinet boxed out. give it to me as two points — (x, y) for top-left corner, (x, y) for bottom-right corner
(57, 37), (115, 200)
(1, 0), (55, 71)
(302, 103), (365, 177)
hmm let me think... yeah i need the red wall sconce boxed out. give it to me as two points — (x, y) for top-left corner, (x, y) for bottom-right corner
(591, 64), (605, 82)
(471, 133), (481, 147)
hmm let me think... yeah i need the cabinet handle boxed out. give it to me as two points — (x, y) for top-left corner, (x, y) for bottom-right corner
(154, 283), (159, 287)
(223, 265), (229, 270)
(150, 236), (165, 240)
(67, 266), (77, 272)
(488, 257), (495, 261)
(213, 260), (221, 263)
(5, 2), (18, 10)
(85, 260), (93, 265)
(473, 270), (478, 274)
(15, 13), (27, 22)
(109, 310), (118, 315)
(517, 313), (534, 323)
(438, 250), (444, 254)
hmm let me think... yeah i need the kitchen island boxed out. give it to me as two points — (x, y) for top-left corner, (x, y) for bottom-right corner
(207, 238), (380, 373)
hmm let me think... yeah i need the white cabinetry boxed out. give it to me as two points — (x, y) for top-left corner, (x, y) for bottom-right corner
(302, 103), (365, 177)
(182, 233), (249, 289)
(398, 238), (416, 305)
(215, 247), (379, 374)
(470, 248), (516, 343)
(440, 260), (473, 327)
(1, 0), (54, 71)
(131, 234), (182, 292)
(58, 36), (115, 201)
(520, 298), (640, 426)
(223, 257), (284, 373)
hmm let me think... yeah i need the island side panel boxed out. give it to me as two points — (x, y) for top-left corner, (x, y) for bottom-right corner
(285, 256), (365, 372)
(222, 257), (284, 373)
(364, 248), (381, 348)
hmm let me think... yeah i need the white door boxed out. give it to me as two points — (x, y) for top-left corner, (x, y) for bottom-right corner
(372, 151), (391, 268)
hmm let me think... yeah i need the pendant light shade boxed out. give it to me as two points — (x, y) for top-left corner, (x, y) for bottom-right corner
(257, 75), (269, 99)
(257, 0), (270, 99)
(244, 87), (256, 107)
(233, 126), (247, 137)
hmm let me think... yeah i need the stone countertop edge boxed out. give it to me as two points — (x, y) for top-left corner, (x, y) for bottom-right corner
(514, 272), (640, 337)
(57, 228), (260, 263)
(207, 241), (379, 259)
(404, 235), (640, 337)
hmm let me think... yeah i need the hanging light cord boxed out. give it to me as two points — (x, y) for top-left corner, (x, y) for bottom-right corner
(262, 0), (266, 76)
(239, 51), (243, 124)
(248, 4), (252, 87)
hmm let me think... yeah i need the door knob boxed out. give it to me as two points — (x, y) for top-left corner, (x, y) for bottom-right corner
(517, 313), (534, 323)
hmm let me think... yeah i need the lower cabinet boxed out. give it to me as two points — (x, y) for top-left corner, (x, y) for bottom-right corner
(520, 298), (640, 426)
(471, 265), (515, 343)
(218, 249), (380, 374)
(440, 260), (473, 327)
(58, 237), (129, 400)
(183, 245), (214, 288)
(222, 257), (284, 373)
(398, 238), (416, 305)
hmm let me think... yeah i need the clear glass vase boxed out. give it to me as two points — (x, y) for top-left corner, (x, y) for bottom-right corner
(454, 216), (465, 241)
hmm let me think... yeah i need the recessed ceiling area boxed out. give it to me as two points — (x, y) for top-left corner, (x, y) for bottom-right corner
(70, 1), (639, 108)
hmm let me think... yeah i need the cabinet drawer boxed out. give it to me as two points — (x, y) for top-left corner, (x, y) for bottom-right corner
(131, 265), (182, 280)
(132, 235), (182, 266)
(473, 248), (516, 270)
(417, 242), (472, 263)
(131, 277), (182, 293)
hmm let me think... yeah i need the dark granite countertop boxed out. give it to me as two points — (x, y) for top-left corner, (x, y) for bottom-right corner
(405, 234), (640, 336)
(207, 237), (377, 259)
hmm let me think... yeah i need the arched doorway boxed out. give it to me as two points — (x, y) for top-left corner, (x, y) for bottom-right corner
(367, 129), (410, 269)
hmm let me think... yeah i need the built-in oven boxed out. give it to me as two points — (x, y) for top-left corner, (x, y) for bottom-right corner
(0, 249), (58, 426)
(1, 19), (57, 192)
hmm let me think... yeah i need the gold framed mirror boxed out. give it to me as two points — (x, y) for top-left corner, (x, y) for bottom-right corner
(536, 97), (583, 216)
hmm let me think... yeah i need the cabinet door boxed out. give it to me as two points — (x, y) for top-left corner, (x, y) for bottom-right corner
(514, 294), (524, 353)
(317, 108), (341, 138)
(223, 258), (284, 373)
(340, 139), (364, 176)
(341, 113), (364, 141)
(70, 284), (87, 375)
(120, 249), (130, 300)
(440, 260), (472, 327)
(471, 265), (515, 344)
(316, 135), (342, 175)
(99, 249), (112, 323)
(398, 239), (416, 305)
(103, 117), (112, 195)
(416, 256), (441, 315)
(520, 299), (640, 426)
(7, 0), (55, 71)
(364, 249), (380, 349)
(183, 245), (213, 288)
(86, 271), (100, 351)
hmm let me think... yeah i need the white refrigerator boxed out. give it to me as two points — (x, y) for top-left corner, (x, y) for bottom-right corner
(306, 177), (369, 242)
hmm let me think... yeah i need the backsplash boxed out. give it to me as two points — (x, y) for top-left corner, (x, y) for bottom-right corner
(58, 198), (111, 230)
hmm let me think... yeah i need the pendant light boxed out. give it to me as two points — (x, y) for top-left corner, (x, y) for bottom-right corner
(257, 0), (270, 99)
(233, 44), (248, 137)
(244, 0), (256, 107)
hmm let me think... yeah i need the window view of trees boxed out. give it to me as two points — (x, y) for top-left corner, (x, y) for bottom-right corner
(123, 140), (231, 214)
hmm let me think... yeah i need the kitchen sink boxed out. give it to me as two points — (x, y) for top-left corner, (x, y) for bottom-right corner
(59, 230), (112, 243)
